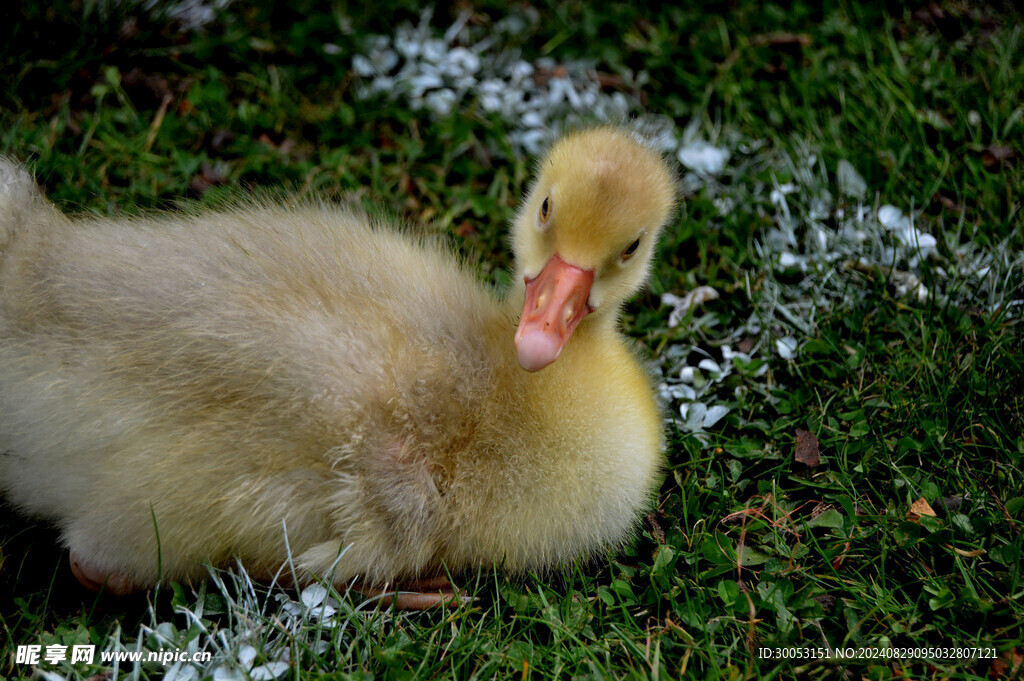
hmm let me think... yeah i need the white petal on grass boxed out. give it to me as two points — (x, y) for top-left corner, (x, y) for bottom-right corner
(238, 645), (258, 669)
(36, 672), (66, 681)
(368, 35), (391, 52)
(809, 196), (832, 222)
(153, 620), (176, 642)
(837, 221), (868, 243)
(662, 287), (720, 328)
(810, 224), (830, 250)
(765, 227), (797, 248)
(702, 405), (730, 428)
(916, 233), (937, 251)
(836, 159), (867, 199)
(521, 110), (544, 128)
(510, 60), (534, 81)
(213, 667), (246, 681)
(563, 79), (583, 109)
(770, 182), (798, 205)
(478, 79), (505, 111)
(677, 141), (730, 175)
(425, 89), (458, 116)
(697, 358), (722, 376)
(714, 197), (735, 216)
(370, 76), (394, 93)
(395, 35), (422, 59)
(660, 382), (696, 401)
(776, 337), (799, 360)
(310, 603), (337, 620)
(893, 271), (931, 302)
(480, 95), (502, 111)
(380, 50), (400, 73)
(679, 366), (696, 384)
(251, 663), (290, 680)
(516, 129), (548, 154)
(778, 251), (804, 269)
(877, 204), (906, 230)
(897, 227), (937, 259)
(682, 402), (706, 430)
(546, 76), (568, 106)
(164, 0), (234, 32)
(300, 584), (328, 608)
(421, 38), (446, 62)
(165, 663), (199, 681)
(352, 55), (375, 77)
(408, 73), (443, 97)
(441, 47), (479, 77)
(679, 402), (728, 431)
(501, 87), (525, 110)
(641, 123), (680, 153)
(443, 10), (473, 43)
(351, 14), (653, 153)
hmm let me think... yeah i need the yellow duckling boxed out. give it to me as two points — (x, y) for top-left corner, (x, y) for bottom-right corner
(0, 127), (677, 608)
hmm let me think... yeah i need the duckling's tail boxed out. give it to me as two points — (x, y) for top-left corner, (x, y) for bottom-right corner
(0, 158), (43, 254)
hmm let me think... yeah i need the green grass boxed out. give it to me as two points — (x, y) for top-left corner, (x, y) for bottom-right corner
(2, 1), (1023, 679)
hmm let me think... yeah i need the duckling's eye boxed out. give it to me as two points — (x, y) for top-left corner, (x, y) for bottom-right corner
(621, 238), (641, 260)
(540, 196), (551, 223)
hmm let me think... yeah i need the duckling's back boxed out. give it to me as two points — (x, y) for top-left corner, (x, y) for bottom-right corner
(0, 162), (513, 584)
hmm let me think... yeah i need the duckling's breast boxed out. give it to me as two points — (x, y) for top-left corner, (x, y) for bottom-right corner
(431, 335), (665, 574)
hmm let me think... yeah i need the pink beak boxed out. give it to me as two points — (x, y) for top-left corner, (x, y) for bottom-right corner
(514, 254), (595, 371)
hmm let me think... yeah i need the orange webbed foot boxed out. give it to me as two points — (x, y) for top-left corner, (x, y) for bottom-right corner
(357, 575), (472, 610)
(69, 552), (139, 596)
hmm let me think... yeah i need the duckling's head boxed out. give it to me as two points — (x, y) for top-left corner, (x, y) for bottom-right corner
(511, 127), (677, 371)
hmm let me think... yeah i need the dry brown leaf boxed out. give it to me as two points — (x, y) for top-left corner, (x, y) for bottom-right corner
(794, 429), (820, 467)
(941, 494), (965, 512)
(121, 67), (173, 107)
(981, 144), (1018, 170)
(533, 64), (569, 87)
(751, 32), (813, 48)
(188, 161), (229, 196)
(908, 497), (937, 520)
(831, 541), (851, 570)
(645, 511), (667, 545)
(594, 70), (627, 90)
(989, 648), (1023, 680)
(209, 129), (236, 152)
(256, 134), (296, 154)
(951, 546), (985, 558)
